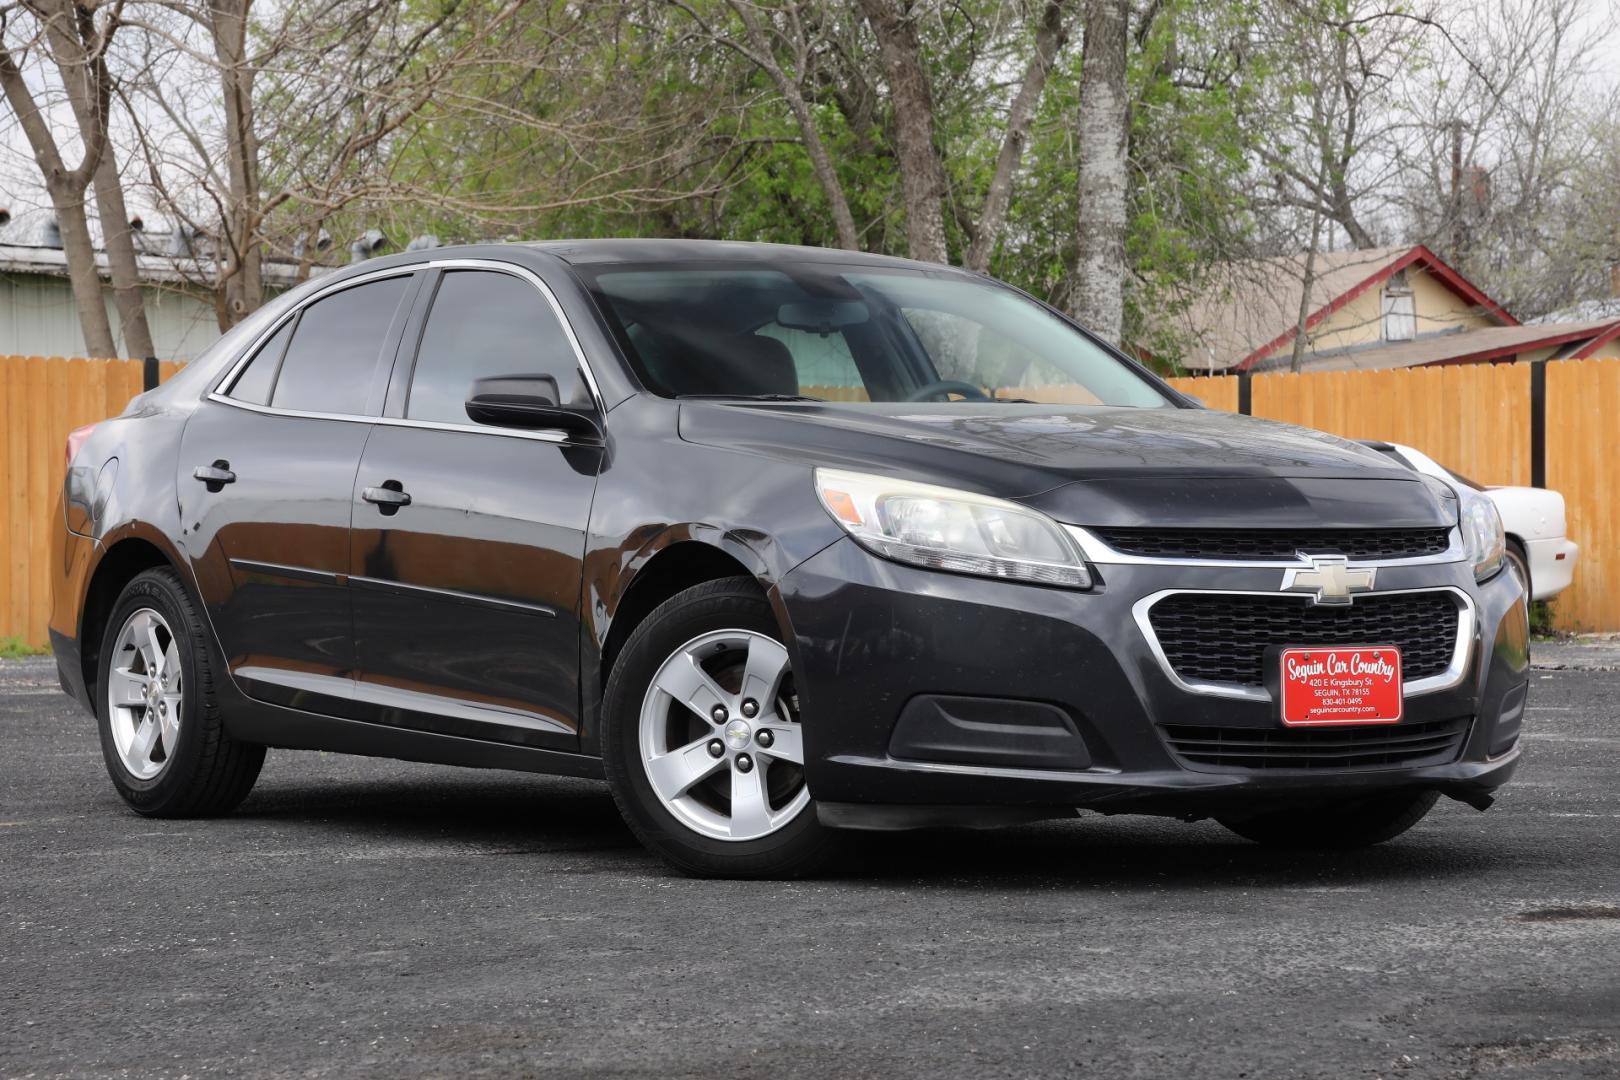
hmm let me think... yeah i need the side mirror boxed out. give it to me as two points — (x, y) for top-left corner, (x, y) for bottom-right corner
(464, 375), (601, 439)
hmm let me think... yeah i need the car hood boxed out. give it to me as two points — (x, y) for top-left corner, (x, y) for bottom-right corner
(677, 401), (1457, 529)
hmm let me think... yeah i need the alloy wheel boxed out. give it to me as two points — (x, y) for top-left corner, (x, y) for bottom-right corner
(106, 608), (183, 781)
(638, 629), (809, 842)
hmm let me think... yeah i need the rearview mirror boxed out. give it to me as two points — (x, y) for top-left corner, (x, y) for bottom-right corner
(464, 375), (601, 439)
(776, 300), (870, 334)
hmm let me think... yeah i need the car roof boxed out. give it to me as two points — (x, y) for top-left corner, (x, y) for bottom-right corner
(521, 237), (942, 272)
(302, 239), (960, 295)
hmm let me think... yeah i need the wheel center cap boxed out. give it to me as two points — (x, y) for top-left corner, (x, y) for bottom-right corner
(724, 718), (751, 749)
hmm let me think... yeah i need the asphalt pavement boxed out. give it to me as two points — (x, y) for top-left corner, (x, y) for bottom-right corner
(2, 647), (1617, 1079)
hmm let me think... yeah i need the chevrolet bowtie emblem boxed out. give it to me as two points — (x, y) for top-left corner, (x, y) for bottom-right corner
(1280, 553), (1376, 606)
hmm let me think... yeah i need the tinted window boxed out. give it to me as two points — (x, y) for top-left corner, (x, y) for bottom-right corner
(226, 319), (293, 405)
(271, 276), (410, 414)
(406, 271), (581, 424)
(756, 322), (866, 399)
(584, 266), (1170, 407)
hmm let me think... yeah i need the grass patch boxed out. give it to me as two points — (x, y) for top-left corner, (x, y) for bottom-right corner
(1529, 599), (1562, 641)
(0, 636), (50, 659)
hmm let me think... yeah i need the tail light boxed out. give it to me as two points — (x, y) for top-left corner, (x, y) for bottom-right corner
(66, 422), (98, 468)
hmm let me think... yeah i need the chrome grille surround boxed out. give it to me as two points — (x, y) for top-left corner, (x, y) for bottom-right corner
(1131, 585), (1476, 703)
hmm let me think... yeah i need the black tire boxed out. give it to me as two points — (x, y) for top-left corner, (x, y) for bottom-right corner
(1218, 789), (1440, 849)
(601, 577), (844, 878)
(95, 568), (265, 817)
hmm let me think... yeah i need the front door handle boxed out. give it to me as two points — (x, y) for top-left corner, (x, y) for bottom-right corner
(192, 462), (235, 491)
(362, 481), (412, 515)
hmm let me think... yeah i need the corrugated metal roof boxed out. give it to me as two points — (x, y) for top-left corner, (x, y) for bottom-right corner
(0, 242), (327, 289)
(1273, 319), (1620, 372)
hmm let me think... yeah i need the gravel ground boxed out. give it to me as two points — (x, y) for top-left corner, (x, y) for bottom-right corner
(2, 653), (1617, 1080)
(1528, 635), (1620, 672)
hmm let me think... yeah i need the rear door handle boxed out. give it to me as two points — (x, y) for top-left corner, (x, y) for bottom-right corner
(192, 462), (235, 490)
(362, 482), (412, 514)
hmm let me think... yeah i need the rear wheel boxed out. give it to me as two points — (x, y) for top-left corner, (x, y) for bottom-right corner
(601, 577), (842, 877)
(1218, 789), (1440, 848)
(95, 568), (265, 817)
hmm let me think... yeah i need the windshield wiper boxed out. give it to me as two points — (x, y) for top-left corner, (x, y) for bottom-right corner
(677, 393), (826, 403)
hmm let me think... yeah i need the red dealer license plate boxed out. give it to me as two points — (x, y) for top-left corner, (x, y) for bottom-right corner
(1279, 647), (1404, 726)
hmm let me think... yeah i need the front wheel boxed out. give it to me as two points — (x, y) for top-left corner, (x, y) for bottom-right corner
(601, 577), (843, 878)
(1218, 789), (1440, 849)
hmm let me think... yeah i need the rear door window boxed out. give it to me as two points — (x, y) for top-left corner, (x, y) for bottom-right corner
(225, 319), (293, 405)
(271, 276), (411, 415)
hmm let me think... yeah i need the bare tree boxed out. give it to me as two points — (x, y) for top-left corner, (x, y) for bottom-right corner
(119, 0), (541, 328)
(0, 1), (119, 358)
(1247, 0), (1441, 253)
(207, 0), (262, 327)
(1070, 0), (1128, 343)
(1391, 0), (1617, 315)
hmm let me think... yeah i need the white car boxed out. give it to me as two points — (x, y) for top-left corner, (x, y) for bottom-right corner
(1362, 441), (1578, 601)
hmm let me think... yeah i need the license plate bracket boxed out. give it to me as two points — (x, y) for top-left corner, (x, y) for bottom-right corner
(1276, 646), (1403, 726)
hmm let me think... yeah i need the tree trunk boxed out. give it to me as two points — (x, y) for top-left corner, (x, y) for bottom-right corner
(965, 0), (1068, 272)
(0, 2), (118, 358)
(778, 81), (861, 251)
(1069, 0), (1129, 345)
(41, 0), (155, 358)
(1328, 177), (1375, 249)
(1290, 221), (1322, 373)
(856, 0), (948, 264)
(212, 0), (265, 328)
(88, 144), (155, 359)
(51, 196), (118, 359)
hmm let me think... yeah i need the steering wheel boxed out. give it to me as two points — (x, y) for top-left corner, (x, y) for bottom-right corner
(903, 379), (991, 402)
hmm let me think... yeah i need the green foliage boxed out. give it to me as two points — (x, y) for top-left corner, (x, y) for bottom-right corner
(261, 0), (1616, 368)
(297, 0), (1281, 345)
(0, 637), (50, 660)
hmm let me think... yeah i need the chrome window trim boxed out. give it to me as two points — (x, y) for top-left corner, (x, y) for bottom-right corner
(1130, 584), (1476, 703)
(205, 395), (575, 445)
(205, 257), (605, 438)
(1065, 523), (1466, 569)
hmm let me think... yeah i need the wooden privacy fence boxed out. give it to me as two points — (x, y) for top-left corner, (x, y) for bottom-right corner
(2, 356), (182, 650)
(1165, 364), (1535, 487)
(1, 354), (1616, 644)
(1167, 361), (1620, 631)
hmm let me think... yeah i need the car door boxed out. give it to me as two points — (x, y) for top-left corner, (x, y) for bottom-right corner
(178, 271), (420, 711)
(347, 266), (603, 748)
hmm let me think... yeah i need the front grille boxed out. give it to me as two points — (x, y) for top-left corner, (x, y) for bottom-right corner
(1093, 527), (1452, 561)
(1163, 717), (1471, 771)
(1148, 591), (1460, 687)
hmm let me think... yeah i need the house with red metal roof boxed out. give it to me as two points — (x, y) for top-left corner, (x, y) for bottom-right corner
(1157, 244), (1620, 374)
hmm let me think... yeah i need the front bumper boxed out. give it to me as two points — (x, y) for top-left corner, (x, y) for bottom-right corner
(1525, 536), (1577, 601)
(779, 537), (1528, 825)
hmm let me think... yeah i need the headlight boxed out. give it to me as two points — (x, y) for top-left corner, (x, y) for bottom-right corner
(1459, 488), (1505, 582)
(814, 468), (1091, 587)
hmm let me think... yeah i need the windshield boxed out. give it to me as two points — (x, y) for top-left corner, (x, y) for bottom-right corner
(581, 263), (1172, 407)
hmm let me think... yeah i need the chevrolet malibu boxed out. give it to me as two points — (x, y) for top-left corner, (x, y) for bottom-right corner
(50, 241), (1529, 877)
